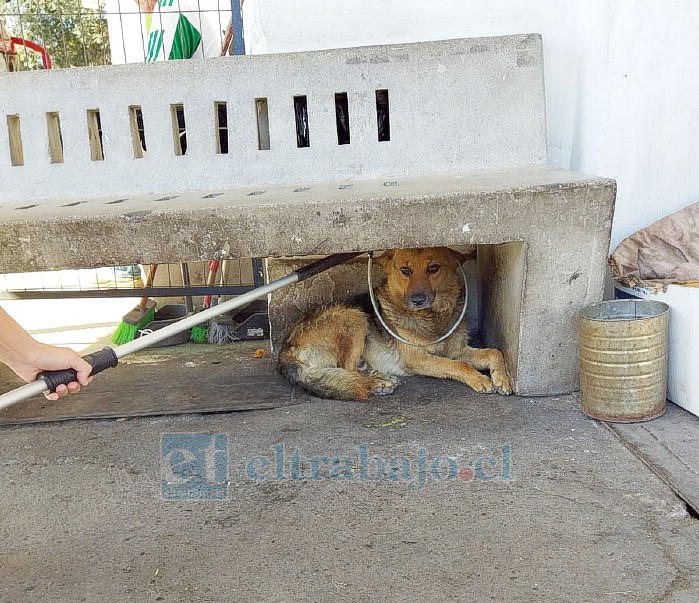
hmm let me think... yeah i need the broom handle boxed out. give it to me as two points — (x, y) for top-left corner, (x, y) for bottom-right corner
(220, 18), (233, 57)
(0, 252), (363, 409)
(202, 259), (220, 309)
(139, 264), (158, 308)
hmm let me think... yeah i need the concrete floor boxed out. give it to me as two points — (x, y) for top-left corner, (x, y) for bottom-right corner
(1, 385), (699, 603)
(1, 297), (699, 602)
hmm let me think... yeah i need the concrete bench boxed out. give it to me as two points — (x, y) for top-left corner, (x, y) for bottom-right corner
(0, 34), (615, 395)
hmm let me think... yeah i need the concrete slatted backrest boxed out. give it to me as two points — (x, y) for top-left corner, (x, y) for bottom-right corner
(0, 35), (546, 202)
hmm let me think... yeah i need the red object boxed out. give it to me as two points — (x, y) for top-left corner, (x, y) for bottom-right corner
(9, 37), (53, 69)
(203, 260), (221, 309)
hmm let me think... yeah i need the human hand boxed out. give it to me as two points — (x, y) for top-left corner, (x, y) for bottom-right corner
(7, 342), (93, 401)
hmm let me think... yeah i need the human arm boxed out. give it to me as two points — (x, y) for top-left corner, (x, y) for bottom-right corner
(0, 308), (92, 400)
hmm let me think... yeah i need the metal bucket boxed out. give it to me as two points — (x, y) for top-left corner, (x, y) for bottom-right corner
(578, 299), (669, 423)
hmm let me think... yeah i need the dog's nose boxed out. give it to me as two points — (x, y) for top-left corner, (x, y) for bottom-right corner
(409, 293), (428, 308)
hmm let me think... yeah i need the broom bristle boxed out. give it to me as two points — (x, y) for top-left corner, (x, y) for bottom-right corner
(111, 321), (139, 346)
(111, 300), (157, 345)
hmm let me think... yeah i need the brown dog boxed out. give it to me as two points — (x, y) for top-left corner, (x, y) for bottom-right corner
(278, 247), (512, 400)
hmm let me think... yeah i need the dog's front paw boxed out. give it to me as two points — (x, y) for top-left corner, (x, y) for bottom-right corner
(468, 373), (494, 393)
(370, 372), (400, 396)
(492, 371), (512, 395)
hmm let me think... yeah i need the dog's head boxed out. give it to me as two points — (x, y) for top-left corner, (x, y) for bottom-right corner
(375, 247), (465, 312)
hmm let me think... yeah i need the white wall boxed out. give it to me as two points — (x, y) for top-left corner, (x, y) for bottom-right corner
(242, 0), (699, 251)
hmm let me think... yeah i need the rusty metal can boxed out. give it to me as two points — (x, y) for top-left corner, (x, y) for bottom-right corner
(578, 299), (669, 423)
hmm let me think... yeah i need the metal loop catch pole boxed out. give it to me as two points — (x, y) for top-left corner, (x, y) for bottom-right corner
(367, 252), (468, 347)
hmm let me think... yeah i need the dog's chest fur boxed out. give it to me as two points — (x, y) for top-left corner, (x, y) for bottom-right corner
(350, 291), (469, 376)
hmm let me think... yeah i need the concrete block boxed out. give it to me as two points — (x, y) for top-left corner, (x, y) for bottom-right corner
(257, 169), (614, 396)
(0, 167), (613, 272)
(0, 35), (616, 396)
(0, 166), (616, 396)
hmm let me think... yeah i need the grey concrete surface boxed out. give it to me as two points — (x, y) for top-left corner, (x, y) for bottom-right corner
(609, 402), (699, 515)
(1, 386), (698, 603)
(0, 167), (613, 272)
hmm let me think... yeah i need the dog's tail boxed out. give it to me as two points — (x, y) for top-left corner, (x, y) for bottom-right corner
(278, 354), (373, 401)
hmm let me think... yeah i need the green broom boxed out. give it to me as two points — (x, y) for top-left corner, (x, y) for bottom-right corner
(111, 264), (158, 345)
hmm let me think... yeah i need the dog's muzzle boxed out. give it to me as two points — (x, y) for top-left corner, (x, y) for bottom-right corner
(408, 292), (433, 309)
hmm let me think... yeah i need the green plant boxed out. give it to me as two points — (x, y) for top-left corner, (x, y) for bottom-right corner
(3, 0), (110, 68)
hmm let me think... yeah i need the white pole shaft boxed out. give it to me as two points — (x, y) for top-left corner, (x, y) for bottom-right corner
(114, 273), (299, 357)
(0, 273), (299, 411)
(0, 251), (362, 411)
(0, 381), (48, 410)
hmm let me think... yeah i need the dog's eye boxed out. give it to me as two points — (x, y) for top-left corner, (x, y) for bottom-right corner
(426, 264), (440, 275)
(400, 266), (412, 277)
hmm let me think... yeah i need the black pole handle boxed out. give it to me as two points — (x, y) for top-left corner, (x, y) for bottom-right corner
(38, 347), (119, 393)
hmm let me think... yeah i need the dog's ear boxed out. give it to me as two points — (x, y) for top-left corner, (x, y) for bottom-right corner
(373, 250), (395, 269)
(444, 248), (466, 266)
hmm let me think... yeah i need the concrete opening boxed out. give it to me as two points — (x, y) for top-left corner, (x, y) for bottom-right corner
(476, 242), (527, 389)
(267, 242), (527, 394)
(46, 112), (64, 164)
(375, 89), (390, 142)
(170, 104), (187, 156)
(6, 114), (23, 166)
(255, 98), (270, 150)
(128, 105), (146, 159)
(293, 95), (310, 148)
(86, 109), (104, 161)
(334, 92), (350, 145)
(215, 102), (228, 154)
